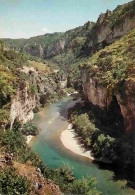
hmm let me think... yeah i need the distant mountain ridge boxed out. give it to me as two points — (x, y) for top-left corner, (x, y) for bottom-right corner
(1, 0), (135, 87)
(1, 21), (95, 59)
(2, 1), (135, 65)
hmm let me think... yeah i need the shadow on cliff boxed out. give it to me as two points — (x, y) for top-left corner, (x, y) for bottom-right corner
(86, 97), (134, 185)
(57, 95), (135, 186)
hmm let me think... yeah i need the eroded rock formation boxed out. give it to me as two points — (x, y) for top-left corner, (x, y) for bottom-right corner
(97, 11), (135, 44)
(80, 24), (135, 132)
(81, 68), (135, 132)
(10, 67), (65, 127)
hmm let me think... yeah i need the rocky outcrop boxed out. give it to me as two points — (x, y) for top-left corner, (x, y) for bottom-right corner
(25, 44), (44, 58)
(81, 70), (135, 132)
(118, 80), (135, 132)
(82, 2), (135, 57)
(97, 11), (135, 44)
(81, 73), (109, 109)
(45, 39), (66, 58)
(81, 5), (135, 132)
(14, 161), (62, 195)
(10, 67), (65, 127)
(24, 39), (66, 58)
(0, 153), (62, 195)
(10, 84), (36, 128)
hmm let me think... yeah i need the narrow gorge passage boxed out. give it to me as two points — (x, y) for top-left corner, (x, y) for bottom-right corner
(31, 96), (134, 195)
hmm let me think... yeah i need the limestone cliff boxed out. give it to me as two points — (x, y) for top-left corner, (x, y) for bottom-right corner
(80, 29), (135, 132)
(97, 10), (135, 44)
(45, 39), (66, 58)
(10, 66), (65, 128)
(82, 1), (135, 56)
(10, 82), (36, 128)
(81, 72), (135, 132)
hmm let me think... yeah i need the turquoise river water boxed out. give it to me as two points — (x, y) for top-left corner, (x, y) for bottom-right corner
(31, 96), (134, 195)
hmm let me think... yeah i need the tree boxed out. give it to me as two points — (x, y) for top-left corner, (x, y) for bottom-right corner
(21, 122), (39, 136)
(92, 134), (117, 160)
(0, 168), (30, 195)
(71, 176), (100, 195)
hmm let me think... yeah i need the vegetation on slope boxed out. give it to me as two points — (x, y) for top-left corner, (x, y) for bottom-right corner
(0, 41), (28, 126)
(0, 64), (15, 111)
(48, 0), (135, 85)
(0, 168), (31, 195)
(1, 22), (94, 59)
(1, 1), (135, 89)
(1, 32), (63, 54)
(0, 122), (100, 195)
(68, 27), (135, 183)
(47, 22), (94, 89)
(69, 102), (133, 177)
(28, 60), (51, 73)
(80, 0), (135, 58)
(0, 40), (100, 194)
(80, 28), (135, 98)
(1, 22), (94, 90)
(109, 0), (135, 28)
(0, 41), (66, 127)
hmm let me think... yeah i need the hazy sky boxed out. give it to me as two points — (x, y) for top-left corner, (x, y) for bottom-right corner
(0, 0), (131, 38)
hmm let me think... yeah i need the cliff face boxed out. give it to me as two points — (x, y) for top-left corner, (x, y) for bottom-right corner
(0, 40), (66, 129)
(2, 0), (135, 132)
(97, 11), (135, 44)
(25, 45), (44, 58)
(10, 83), (36, 128)
(81, 71), (135, 132)
(81, 1), (135, 132)
(80, 29), (135, 132)
(45, 39), (66, 58)
(82, 1), (135, 57)
(10, 67), (65, 128)
(23, 39), (66, 58)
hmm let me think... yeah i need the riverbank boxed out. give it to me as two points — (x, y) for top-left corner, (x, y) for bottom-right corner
(31, 96), (135, 195)
(60, 124), (94, 160)
(60, 124), (113, 163)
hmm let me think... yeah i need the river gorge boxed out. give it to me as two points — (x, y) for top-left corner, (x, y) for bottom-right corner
(31, 96), (134, 195)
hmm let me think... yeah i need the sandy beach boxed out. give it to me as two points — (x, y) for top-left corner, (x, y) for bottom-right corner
(26, 135), (34, 144)
(60, 124), (94, 160)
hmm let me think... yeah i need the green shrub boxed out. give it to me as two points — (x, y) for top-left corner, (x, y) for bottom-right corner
(109, 0), (135, 29)
(65, 87), (75, 94)
(70, 112), (98, 147)
(71, 176), (100, 195)
(0, 109), (9, 123)
(92, 134), (117, 161)
(30, 84), (38, 94)
(69, 103), (126, 163)
(1, 130), (26, 154)
(33, 105), (40, 113)
(40, 164), (100, 194)
(0, 168), (31, 195)
(0, 64), (16, 105)
(80, 28), (135, 96)
(19, 72), (29, 80)
(21, 122), (39, 136)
